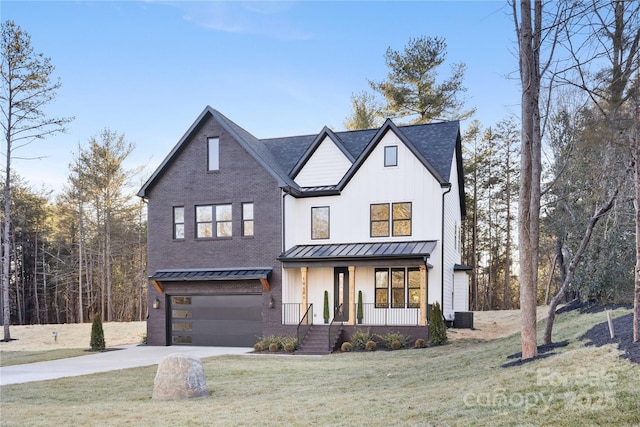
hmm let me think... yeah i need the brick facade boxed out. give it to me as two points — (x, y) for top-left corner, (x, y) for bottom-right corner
(144, 113), (283, 345)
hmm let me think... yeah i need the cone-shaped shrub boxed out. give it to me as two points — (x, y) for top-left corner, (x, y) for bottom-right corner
(90, 313), (106, 351)
(428, 301), (447, 345)
(323, 290), (330, 322)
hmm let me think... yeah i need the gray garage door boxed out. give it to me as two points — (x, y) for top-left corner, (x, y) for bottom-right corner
(170, 294), (262, 346)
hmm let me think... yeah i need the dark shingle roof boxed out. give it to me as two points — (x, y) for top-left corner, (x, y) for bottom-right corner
(138, 106), (462, 204)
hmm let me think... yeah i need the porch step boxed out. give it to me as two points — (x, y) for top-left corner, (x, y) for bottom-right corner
(296, 325), (341, 355)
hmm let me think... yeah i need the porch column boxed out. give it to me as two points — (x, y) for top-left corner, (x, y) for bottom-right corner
(348, 266), (356, 325)
(301, 267), (308, 323)
(419, 264), (427, 326)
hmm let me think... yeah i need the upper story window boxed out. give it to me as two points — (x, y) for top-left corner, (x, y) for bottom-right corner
(242, 202), (254, 237)
(384, 145), (398, 167)
(311, 206), (330, 239)
(173, 206), (185, 240)
(215, 204), (232, 237)
(370, 202), (412, 237)
(196, 205), (214, 238)
(208, 137), (219, 171)
(196, 204), (232, 238)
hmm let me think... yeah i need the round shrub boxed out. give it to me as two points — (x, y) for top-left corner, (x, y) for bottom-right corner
(341, 342), (353, 352)
(253, 342), (264, 352)
(284, 342), (296, 353)
(269, 343), (279, 352)
(391, 340), (401, 350)
(365, 340), (377, 351)
(414, 338), (426, 348)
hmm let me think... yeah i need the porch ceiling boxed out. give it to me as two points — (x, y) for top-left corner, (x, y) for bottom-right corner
(278, 241), (437, 264)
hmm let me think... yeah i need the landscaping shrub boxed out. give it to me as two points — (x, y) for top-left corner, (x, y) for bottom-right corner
(90, 313), (105, 351)
(280, 335), (298, 352)
(341, 342), (353, 352)
(365, 340), (377, 351)
(255, 334), (297, 353)
(429, 301), (447, 345)
(350, 328), (373, 350)
(414, 338), (426, 348)
(377, 331), (410, 350)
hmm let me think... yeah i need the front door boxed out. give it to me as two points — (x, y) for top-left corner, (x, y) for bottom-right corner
(334, 267), (349, 321)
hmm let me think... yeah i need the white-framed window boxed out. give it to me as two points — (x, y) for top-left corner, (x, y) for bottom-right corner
(208, 137), (219, 171)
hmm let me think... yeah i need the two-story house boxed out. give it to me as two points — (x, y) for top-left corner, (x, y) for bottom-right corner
(138, 106), (469, 348)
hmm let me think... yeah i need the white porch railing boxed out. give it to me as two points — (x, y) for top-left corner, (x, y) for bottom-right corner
(282, 303), (420, 326)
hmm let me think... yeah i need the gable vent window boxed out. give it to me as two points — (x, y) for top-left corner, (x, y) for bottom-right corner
(384, 145), (398, 167)
(208, 137), (219, 171)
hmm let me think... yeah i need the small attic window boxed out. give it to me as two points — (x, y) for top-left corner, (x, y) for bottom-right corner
(208, 137), (219, 171)
(384, 145), (398, 167)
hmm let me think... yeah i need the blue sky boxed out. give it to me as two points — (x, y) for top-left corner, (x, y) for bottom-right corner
(2, 1), (520, 195)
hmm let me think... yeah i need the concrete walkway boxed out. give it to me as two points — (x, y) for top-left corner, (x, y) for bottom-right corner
(0, 344), (251, 386)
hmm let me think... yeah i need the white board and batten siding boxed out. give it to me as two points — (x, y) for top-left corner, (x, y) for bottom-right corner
(294, 136), (351, 187)
(284, 129), (455, 318)
(441, 154), (468, 319)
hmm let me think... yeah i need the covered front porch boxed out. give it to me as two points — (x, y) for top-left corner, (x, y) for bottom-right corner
(278, 241), (437, 327)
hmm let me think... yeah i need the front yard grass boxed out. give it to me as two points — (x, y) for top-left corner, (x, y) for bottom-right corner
(0, 349), (87, 367)
(1, 307), (638, 426)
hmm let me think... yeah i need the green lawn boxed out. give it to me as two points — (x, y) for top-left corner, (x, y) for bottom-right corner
(1, 308), (638, 426)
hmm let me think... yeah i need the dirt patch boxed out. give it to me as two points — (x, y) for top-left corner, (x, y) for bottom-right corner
(446, 306), (552, 342)
(0, 321), (146, 352)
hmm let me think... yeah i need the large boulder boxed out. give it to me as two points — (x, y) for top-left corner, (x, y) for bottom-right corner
(152, 353), (210, 400)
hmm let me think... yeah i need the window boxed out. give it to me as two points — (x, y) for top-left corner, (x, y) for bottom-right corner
(407, 268), (421, 308)
(391, 268), (405, 308)
(375, 267), (422, 308)
(196, 204), (232, 238)
(370, 203), (390, 237)
(196, 205), (213, 238)
(370, 202), (412, 237)
(215, 204), (232, 237)
(392, 202), (412, 236)
(242, 202), (254, 237)
(173, 206), (184, 239)
(375, 269), (389, 308)
(208, 137), (219, 171)
(384, 145), (398, 167)
(311, 206), (330, 239)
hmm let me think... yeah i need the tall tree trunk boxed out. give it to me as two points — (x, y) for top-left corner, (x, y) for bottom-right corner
(2, 116), (11, 340)
(516, 0), (542, 359)
(634, 80), (640, 343)
(33, 231), (40, 324)
(504, 152), (512, 310)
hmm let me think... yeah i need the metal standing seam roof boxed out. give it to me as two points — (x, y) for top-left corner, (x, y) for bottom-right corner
(150, 267), (272, 281)
(278, 241), (437, 262)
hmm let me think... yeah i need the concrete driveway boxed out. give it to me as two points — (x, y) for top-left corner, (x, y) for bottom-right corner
(0, 344), (251, 386)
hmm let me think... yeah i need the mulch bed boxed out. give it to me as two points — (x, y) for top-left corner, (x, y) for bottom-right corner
(580, 312), (639, 364)
(502, 300), (639, 367)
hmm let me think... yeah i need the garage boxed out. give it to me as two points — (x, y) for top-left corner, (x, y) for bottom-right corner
(149, 267), (272, 347)
(170, 294), (262, 346)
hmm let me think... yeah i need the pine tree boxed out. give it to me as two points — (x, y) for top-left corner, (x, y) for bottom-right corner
(90, 313), (105, 351)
